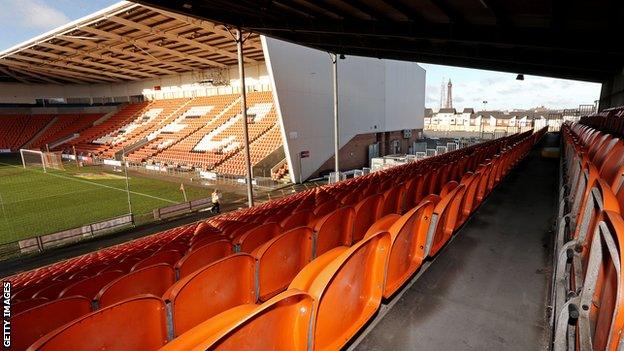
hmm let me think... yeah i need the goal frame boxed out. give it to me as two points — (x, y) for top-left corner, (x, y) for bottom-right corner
(20, 149), (47, 173)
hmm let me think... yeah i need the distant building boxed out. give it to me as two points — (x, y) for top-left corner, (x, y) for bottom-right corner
(424, 106), (587, 133)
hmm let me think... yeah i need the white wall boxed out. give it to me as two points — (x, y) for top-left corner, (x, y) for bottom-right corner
(0, 62), (270, 103)
(264, 36), (425, 182)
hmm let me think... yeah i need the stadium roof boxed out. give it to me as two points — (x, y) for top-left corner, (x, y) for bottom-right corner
(0, 1), (263, 85)
(134, 0), (624, 82)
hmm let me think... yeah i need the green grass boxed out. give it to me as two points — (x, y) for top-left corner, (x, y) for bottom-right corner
(0, 156), (210, 244)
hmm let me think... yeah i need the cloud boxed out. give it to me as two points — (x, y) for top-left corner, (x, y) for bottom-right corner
(428, 74), (601, 110)
(0, 0), (69, 31)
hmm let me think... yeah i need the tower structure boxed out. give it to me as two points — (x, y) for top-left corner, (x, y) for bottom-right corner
(439, 79), (446, 109)
(446, 79), (453, 109)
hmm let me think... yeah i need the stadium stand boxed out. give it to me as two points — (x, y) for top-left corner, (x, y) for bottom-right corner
(29, 114), (104, 150)
(6, 129), (544, 350)
(0, 115), (54, 152)
(59, 102), (150, 155)
(552, 116), (624, 351)
(17, 91), (285, 176)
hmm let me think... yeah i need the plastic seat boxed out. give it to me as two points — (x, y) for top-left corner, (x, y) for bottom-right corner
(234, 222), (282, 253)
(13, 296), (91, 351)
(365, 200), (435, 298)
(12, 297), (49, 315)
(289, 231), (391, 350)
(380, 184), (405, 216)
(159, 290), (313, 351)
(553, 210), (624, 351)
(96, 264), (175, 309)
(251, 227), (314, 301)
(132, 250), (182, 271)
(59, 270), (125, 299)
(175, 239), (233, 278)
(164, 253), (257, 337)
(28, 295), (168, 351)
(352, 194), (383, 242)
(313, 206), (354, 257)
(32, 279), (81, 300)
(422, 181), (467, 257)
(280, 210), (315, 231)
(458, 172), (481, 225)
(313, 199), (340, 219)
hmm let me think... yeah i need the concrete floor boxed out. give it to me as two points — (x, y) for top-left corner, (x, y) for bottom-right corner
(355, 135), (557, 351)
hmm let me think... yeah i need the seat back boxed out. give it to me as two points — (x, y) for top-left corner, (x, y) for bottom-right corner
(382, 200), (435, 298)
(236, 222), (283, 253)
(59, 270), (125, 299)
(160, 290), (313, 351)
(554, 211), (624, 351)
(252, 227), (314, 301)
(352, 194), (383, 242)
(29, 296), (168, 351)
(165, 253), (257, 337)
(280, 210), (315, 231)
(12, 296), (91, 351)
(132, 250), (182, 271)
(380, 185), (405, 216)
(313, 206), (355, 257)
(96, 264), (175, 308)
(175, 239), (233, 278)
(425, 182), (467, 257)
(303, 231), (391, 350)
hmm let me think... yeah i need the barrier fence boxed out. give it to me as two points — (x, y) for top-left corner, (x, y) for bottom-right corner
(0, 214), (133, 259)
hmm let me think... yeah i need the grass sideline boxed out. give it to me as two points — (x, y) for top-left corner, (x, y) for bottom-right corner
(0, 155), (211, 244)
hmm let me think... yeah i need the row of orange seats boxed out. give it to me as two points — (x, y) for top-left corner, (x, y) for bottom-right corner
(0, 115), (54, 151)
(9, 130), (543, 350)
(30, 114), (103, 150)
(578, 107), (624, 137)
(552, 120), (624, 350)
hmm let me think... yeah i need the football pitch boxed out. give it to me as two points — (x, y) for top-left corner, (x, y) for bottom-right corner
(0, 155), (210, 244)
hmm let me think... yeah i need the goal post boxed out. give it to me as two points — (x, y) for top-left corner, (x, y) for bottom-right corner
(20, 149), (64, 172)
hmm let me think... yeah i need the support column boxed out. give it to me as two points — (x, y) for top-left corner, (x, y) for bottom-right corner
(236, 28), (254, 207)
(332, 53), (340, 178)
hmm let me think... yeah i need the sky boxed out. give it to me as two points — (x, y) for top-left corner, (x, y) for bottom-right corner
(0, 1), (602, 111)
(420, 63), (602, 111)
(0, 0), (117, 50)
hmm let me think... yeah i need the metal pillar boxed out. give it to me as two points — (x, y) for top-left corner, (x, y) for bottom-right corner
(236, 28), (254, 207)
(332, 53), (340, 180)
(122, 147), (133, 216)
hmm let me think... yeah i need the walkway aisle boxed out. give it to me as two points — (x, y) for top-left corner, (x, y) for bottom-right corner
(356, 135), (558, 351)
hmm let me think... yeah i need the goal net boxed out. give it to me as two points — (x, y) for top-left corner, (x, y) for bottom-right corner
(20, 149), (64, 172)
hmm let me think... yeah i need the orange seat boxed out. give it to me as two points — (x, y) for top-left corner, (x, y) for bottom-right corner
(366, 200), (435, 298)
(553, 210), (624, 351)
(290, 231), (391, 350)
(234, 222), (282, 253)
(251, 227), (314, 301)
(175, 239), (233, 278)
(28, 295), (168, 351)
(313, 206), (354, 257)
(13, 296), (91, 351)
(159, 290), (313, 351)
(164, 253), (257, 337)
(12, 297), (49, 315)
(423, 181), (467, 257)
(352, 194), (383, 242)
(59, 270), (125, 299)
(380, 184), (405, 216)
(280, 210), (315, 231)
(96, 264), (175, 308)
(132, 250), (182, 271)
